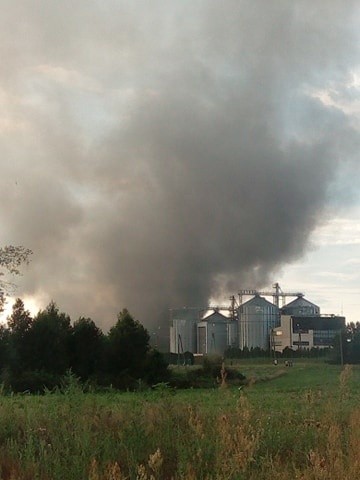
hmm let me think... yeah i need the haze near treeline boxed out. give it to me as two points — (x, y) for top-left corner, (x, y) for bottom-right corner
(0, 1), (359, 330)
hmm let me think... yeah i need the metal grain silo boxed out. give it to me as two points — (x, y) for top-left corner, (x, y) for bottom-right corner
(281, 295), (320, 317)
(197, 311), (229, 355)
(238, 295), (280, 350)
(227, 320), (239, 348)
(169, 308), (198, 353)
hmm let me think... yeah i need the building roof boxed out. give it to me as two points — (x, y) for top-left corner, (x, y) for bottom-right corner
(240, 294), (278, 310)
(282, 295), (319, 310)
(202, 311), (229, 323)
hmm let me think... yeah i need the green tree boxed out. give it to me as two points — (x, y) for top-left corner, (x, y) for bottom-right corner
(344, 322), (360, 364)
(7, 298), (33, 335)
(7, 298), (33, 373)
(107, 309), (150, 387)
(0, 246), (32, 312)
(26, 301), (72, 375)
(0, 324), (10, 371)
(70, 317), (104, 381)
(143, 348), (170, 385)
(331, 323), (360, 364)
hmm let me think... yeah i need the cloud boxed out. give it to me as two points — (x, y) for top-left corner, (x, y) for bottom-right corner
(0, 1), (359, 333)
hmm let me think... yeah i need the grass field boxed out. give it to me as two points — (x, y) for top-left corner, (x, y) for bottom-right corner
(0, 360), (359, 479)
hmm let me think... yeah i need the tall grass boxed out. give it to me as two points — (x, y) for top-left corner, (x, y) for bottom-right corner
(0, 363), (358, 479)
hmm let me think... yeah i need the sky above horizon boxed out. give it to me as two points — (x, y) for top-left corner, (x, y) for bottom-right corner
(0, 1), (359, 331)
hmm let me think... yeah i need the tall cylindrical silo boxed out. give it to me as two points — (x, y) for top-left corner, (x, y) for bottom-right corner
(227, 320), (239, 348)
(238, 295), (280, 350)
(170, 308), (198, 353)
(197, 311), (228, 355)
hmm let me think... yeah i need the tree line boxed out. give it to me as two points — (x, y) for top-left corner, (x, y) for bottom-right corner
(0, 299), (169, 393)
(331, 322), (360, 365)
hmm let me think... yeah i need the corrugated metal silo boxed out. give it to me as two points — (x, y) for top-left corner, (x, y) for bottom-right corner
(238, 295), (280, 350)
(227, 320), (239, 348)
(169, 308), (198, 353)
(281, 295), (320, 317)
(197, 311), (228, 355)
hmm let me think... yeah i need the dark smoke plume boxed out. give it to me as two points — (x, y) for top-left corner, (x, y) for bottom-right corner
(0, 1), (359, 334)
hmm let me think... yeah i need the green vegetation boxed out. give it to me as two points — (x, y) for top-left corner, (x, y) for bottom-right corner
(0, 245), (32, 312)
(331, 322), (360, 364)
(0, 361), (359, 479)
(0, 302), (169, 392)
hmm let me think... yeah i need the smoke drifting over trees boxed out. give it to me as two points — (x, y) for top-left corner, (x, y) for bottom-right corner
(0, 1), (359, 329)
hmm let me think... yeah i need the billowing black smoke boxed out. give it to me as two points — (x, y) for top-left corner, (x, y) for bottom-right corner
(0, 1), (359, 334)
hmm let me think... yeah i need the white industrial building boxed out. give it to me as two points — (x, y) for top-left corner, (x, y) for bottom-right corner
(271, 314), (345, 352)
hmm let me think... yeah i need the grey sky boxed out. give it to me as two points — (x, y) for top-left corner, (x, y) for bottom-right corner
(1, 1), (359, 331)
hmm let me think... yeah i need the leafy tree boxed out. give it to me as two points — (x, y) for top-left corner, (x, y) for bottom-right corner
(330, 323), (360, 364)
(143, 348), (170, 385)
(106, 309), (150, 387)
(6, 298), (33, 373)
(26, 301), (72, 375)
(70, 317), (104, 381)
(0, 324), (10, 370)
(0, 246), (32, 312)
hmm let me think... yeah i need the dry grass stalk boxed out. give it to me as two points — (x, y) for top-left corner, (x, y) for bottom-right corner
(304, 422), (345, 479)
(89, 458), (100, 480)
(136, 448), (163, 480)
(339, 364), (352, 401)
(104, 462), (125, 480)
(188, 406), (205, 439)
(215, 396), (259, 479)
(89, 459), (126, 480)
(219, 362), (228, 389)
(348, 409), (360, 478)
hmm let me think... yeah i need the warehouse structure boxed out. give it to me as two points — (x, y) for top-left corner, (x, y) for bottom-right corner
(169, 284), (345, 355)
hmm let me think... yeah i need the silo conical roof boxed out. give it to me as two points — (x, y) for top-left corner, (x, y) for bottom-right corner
(240, 294), (278, 309)
(281, 295), (320, 316)
(282, 295), (319, 310)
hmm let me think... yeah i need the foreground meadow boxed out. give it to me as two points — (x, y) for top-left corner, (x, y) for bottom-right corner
(0, 361), (359, 479)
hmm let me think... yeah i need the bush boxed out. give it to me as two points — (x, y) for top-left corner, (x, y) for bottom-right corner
(2, 368), (61, 393)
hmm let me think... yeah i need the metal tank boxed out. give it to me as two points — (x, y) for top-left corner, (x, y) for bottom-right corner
(197, 311), (229, 355)
(238, 295), (280, 350)
(281, 295), (320, 317)
(227, 320), (239, 349)
(169, 308), (198, 353)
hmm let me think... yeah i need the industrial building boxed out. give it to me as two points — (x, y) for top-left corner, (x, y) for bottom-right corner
(272, 314), (345, 352)
(169, 284), (345, 355)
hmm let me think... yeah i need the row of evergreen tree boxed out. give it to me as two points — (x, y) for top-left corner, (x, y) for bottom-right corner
(0, 299), (169, 392)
